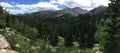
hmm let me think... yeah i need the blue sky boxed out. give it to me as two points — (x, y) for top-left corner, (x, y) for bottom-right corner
(0, 0), (110, 14)
(0, 0), (50, 4)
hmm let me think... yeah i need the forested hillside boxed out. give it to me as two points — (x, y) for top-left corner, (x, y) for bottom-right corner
(0, 0), (120, 53)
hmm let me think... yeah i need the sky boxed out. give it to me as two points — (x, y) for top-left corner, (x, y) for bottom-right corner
(0, 0), (110, 14)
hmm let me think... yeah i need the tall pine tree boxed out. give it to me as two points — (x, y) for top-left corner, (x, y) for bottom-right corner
(0, 5), (6, 28)
(95, 0), (120, 53)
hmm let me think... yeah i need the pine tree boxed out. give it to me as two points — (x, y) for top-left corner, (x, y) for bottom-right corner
(95, 0), (120, 53)
(0, 5), (6, 28)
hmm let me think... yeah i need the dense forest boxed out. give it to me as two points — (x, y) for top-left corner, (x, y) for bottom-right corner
(0, 0), (120, 53)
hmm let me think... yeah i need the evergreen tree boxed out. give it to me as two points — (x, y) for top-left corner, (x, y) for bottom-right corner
(0, 5), (6, 28)
(64, 25), (73, 47)
(77, 15), (96, 48)
(108, 0), (120, 17)
(95, 0), (120, 53)
(5, 13), (10, 27)
(49, 25), (59, 46)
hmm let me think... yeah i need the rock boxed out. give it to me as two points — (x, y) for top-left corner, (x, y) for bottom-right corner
(96, 51), (102, 53)
(0, 34), (11, 49)
(0, 49), (18, 53)
(0, 34), (18, 53)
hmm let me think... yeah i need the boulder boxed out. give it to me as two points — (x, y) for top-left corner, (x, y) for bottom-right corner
(0, 34), (11, 49)
(0, 34), (18, 53)
(0, 49), (18, 53)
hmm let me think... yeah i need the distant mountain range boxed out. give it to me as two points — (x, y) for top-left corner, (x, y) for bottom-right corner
(18, 6), (107, 18)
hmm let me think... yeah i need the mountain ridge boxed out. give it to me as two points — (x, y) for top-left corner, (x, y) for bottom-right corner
(18, 7), (88, 16)
(88, 6), (107, 14)
(18, 6), (107, 18)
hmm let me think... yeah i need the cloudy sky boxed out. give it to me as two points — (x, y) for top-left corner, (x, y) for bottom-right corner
(0, 0), (110, 14)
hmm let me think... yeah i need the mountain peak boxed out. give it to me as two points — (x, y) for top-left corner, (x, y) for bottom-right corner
(61, 7), (88, 16)
(88, 6), (107, 14)
(72, 7), (88, 14)
(72, 7), (83, 10)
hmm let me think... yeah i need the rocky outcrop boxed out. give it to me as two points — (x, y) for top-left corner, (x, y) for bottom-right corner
(0, 34), (11, 49)
(0, 49), (18, 53)
(0, 34), (18, 53)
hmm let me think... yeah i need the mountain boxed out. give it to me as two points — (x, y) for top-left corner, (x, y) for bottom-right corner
(18, 6), (107, 19)
(19, 7), (88, 17)
(88, 6), (107, 14)
(59, 7), (88, 16)
(72, 7), (88, 14)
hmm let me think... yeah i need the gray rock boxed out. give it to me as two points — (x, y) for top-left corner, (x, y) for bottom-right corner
(0, 49), (18, 53)
(0, 34), (18, 53)
(0, 34), (11, 49)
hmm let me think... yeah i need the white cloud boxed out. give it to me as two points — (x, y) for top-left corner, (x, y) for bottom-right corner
(0, 2), (13, 8)
(14, 2), (60, 14)
(54, 0), (110, 10)
(6, 9), (25, 14)
(0, 0), (110, 14)
(16, 2), (59, 12)
(0, 1), (60, 14)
